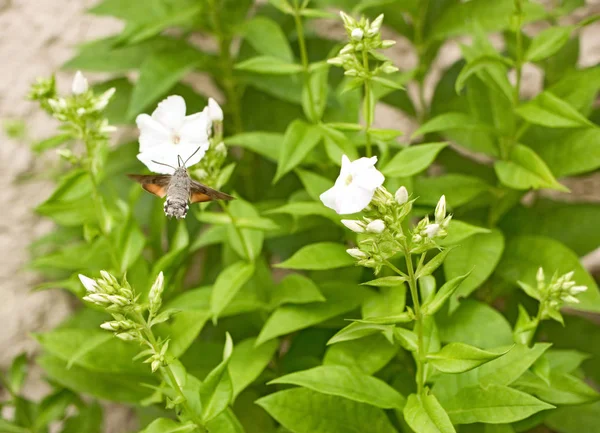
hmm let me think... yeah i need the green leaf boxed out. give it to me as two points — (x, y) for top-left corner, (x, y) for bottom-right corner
(414, 174), (490, 207)
(455, 55), (513, 95)
(236, 56), (303, 74)
(0, 420), (29, 433)
(526, 26), (573, 62)
(225, 132), (282, 162)
(514, 371), (600, 405)
(362, 276), (407, 287)
(199, 334), (234, 423)
(438, 220), (491, 247)
(546, 401), (600, 433)
(443, 384), (554, 424)
(226, 199), (264, 261)
(8, 354), (28, 393)
(256, 282), (369, 344)
(412, 113), (492, 138)
(327, 321), (394, 345)
(128, 47), (202, 119)
(404, 393), (456, 433)
(276, 242), (355, 270)
(116, 215), (145, 273)
(371, 76), (404, 90)
(229, 338), (278, 399)
(296, 169), (332, 201)
(265, 202), (339, 224)
(422, 273), (470, 315)
(362, 284), (406, 319)
(495, 144), (567, 192)
(243, 16), (293, 62)
(140, 418), (196, 433)
(61, 402), (102, 433)
(443, 229), (505, 311)
(302, 64), (330, 123)
(274, 120), (322, 182)
(416, 248), (454, 279)
(269, 365), (405, 409)
(546, 349), (591, 374)
(257, 388), (398, 433)
(394, 327), (418, 352)
(210, 261), (255, 321)
(427, 343), (510, 374)
(156, 310), (210, 358)
(268, 0), (294, 14)
(324, 333), (397, 375)
(515, 91), (595, 128)
(270, 274), (326, 307)
(382, 143), (448, 177)
(479, 343), (552, 386)
(32, 133), (72, 153)
(496, 236), (600, 313)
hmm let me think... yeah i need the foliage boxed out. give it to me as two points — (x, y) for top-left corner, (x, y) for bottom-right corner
(5, 0), (600, 432)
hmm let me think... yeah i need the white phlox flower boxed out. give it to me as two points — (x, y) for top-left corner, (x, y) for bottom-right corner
(136, 95), (211, 174)
(72, 71), (89, 95)
(320, 155), (385, 215)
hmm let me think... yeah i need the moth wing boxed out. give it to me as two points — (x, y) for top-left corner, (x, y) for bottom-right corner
(127, 174), (170, 198)
(189, 180), (234, 203)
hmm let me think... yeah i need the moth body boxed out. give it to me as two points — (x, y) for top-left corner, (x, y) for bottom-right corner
(164, 168), (191, 219)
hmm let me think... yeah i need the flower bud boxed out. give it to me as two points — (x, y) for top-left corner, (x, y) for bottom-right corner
(344, 69), (358, 76)
(215, 141), (227, 157)
(562, 294), (580, 304)
(351, 28), (364, 41)
(207, 97), (223, 122)
(100, 321), (120, 331)
(341, 219), (365, 233)
(72, 71), (89, 95)
(412, 234), (422, 243)
(116, 332), (137, 342)
(395, 186), (408, 205)
(94, 87), (116, 111)
(346, 248), (367, 259)
(340, 11), (355, 28)
(79, 274), (99, 293)
(381, 64), (399, 74)
(149, 271), (165, 313)
(435, 195), (446, 224)
(340, 44), (354, 55)
(327, 57), (344, 66)
(536, 267), (545, 288)
(370, 14), (384, 34)
(381, 40), (396, 49)
(570, 285), (588, 295)
(366, 219), (385, 233)
(423, 223), (440, 238)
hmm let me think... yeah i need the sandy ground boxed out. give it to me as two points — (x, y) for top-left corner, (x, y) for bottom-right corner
(0, 1), (598, 432)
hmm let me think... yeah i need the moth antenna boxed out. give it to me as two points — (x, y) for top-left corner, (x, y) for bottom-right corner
(177, 155), (184, 167)
(151, 160), (176, 170)
(183, 146), (203, 167)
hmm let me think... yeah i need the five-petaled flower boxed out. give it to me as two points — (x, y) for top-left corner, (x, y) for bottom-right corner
(320, 155), (385, 214)
(136, 95), (211, 174)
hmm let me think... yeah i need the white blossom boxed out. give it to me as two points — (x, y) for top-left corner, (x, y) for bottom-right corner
(346, 248), (367, 259)
(320, 155), (385, 215)
(207, 97), (224, 122)
(136, 95), (211, 174)
(72, 71), (89, 95)
(366, 219), (385, 233)
(423, 224), (440, 238)
(341, 219), (365, 233)
(351, 28), (364, 41)
(395, 186), (408, 205)
(435, 195), (446, 224)
(79, 274), (98, 293)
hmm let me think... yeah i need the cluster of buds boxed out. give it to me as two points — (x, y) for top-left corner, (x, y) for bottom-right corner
(137, 339), (171, 372)
(328, 12), (398, 79)
(344, 186), (413, 273)
(79, 271), (136, 312)
(411, 195), (451, 251)
(191, 98), (228, 187)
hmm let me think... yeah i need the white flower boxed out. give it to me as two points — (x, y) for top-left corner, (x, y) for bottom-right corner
(207, 98), (223, 122)
(72, 71), (89, 95)
(341, 219), (365, 233)
(435, 195), (446, 224)
(136, 95), (211, 174)
(395, 186), (408, 205)
(351, 28), (364, 41)
(423, 224), (440, 238)
(79, 274), (98, 293)
(320, 155), (385, 215)
(366, 219), (385, 233)
(346, 248), (367, 259)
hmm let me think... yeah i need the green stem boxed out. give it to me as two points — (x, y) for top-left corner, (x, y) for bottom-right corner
(362, 50), (373, 157)
(220, 201), (252, 261)
(524, 302), (545, 346)
(404, 251), (426, 395)
(134, 311), (208, 433)
(414, 0), (429, 122)
(513, 0), (523, 106)
(294, 11), (317, 122)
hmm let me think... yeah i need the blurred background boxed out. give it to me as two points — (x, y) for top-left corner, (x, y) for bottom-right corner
(0, 0), (599, 431)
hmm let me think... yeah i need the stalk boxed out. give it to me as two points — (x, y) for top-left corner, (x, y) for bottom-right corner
(294, 10), (317, 121)
(362, 49), (373, 157)
(404, 251), (426, 395)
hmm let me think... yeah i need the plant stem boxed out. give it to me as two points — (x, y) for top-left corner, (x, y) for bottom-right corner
(513, 0), (524, 106)
(134, 311), (208, 433)
(524, 302), (545, 346)
(294, 10), (317, 122)
(362, 50), (373, 157)
(414, 0), (429, 122)
(219, 201), (252, 261)
(404, 250), (426, 395)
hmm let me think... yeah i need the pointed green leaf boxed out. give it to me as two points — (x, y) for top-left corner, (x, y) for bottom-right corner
(422, 273), (471, 315)
(324, 333), (397, 375)
(210, 261), (256, 321)
(243, 17), (293, 61)
(199, 334), (234, 423)
(276, 242), (355, 270)
(404, 393), (456, 433)
(515, 91), (595, 128)
(427, 343), (511, 373)
(274, 120), (322, 182)
(270, 274), (326, 307)
(382, 143), (448, 177)
(235, 56), (303, 75)
(526, 26), (573, 62)
(229, 338), (278, 399)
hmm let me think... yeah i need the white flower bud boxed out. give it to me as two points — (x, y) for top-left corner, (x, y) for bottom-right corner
(344, 69), (358, 76)
(100, 321), (120, 331)
(563, 271), (575, 281)
(412, 234), (422, 243)
(340, 44), (354, 55)
(370, 14), (384, 34)
(149, 271), (164, 312)
(346, 248), (367, 259)
(395, 186), (408, 205)
(79, 274), (99, 293)
(536, 267), (545, 287)
(94, 87), (116, 111)
(562, 294), (580, 304)
(116, 332), (137, 342)
(351, 28), (364, 41)
(366, 219), (385, 233)
(435, 195), (446, 224)
(72, 71), (89, 95)
(570, 285), (588, 295)
(215, 141), (227, 156)
(327, 57), (344, 66)
(341, 219), (365, 233)
(207, 97), (223, 122)
(340, 11), (355, 28)
(423, 223), (440, 238)
(381, 40), (396, 49)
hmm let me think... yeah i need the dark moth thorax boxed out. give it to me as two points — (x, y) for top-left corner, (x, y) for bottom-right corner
(164, 167), (191, 219)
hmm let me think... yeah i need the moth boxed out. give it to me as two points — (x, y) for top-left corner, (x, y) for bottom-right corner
(128, 149), (233, 219)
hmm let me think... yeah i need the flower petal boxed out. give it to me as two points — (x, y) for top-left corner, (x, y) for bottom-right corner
(320, 186), (339, 212)
(136, 114), (171, 152)
(335, 184), (374, 214)
(152, 95), (186, 130)
(137, 146), (177, 174)
(350, 156), (378, 172)
(352, 166), (384, 190)
(180, 111), (211, 143)
(176, 140), (209, 169)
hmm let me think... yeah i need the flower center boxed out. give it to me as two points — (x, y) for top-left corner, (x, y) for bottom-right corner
(172, 134), (181, 144)
(345, 174), (353, 186)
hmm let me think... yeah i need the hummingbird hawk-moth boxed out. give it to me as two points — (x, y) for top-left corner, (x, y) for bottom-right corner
(128, 149), (233, 219)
